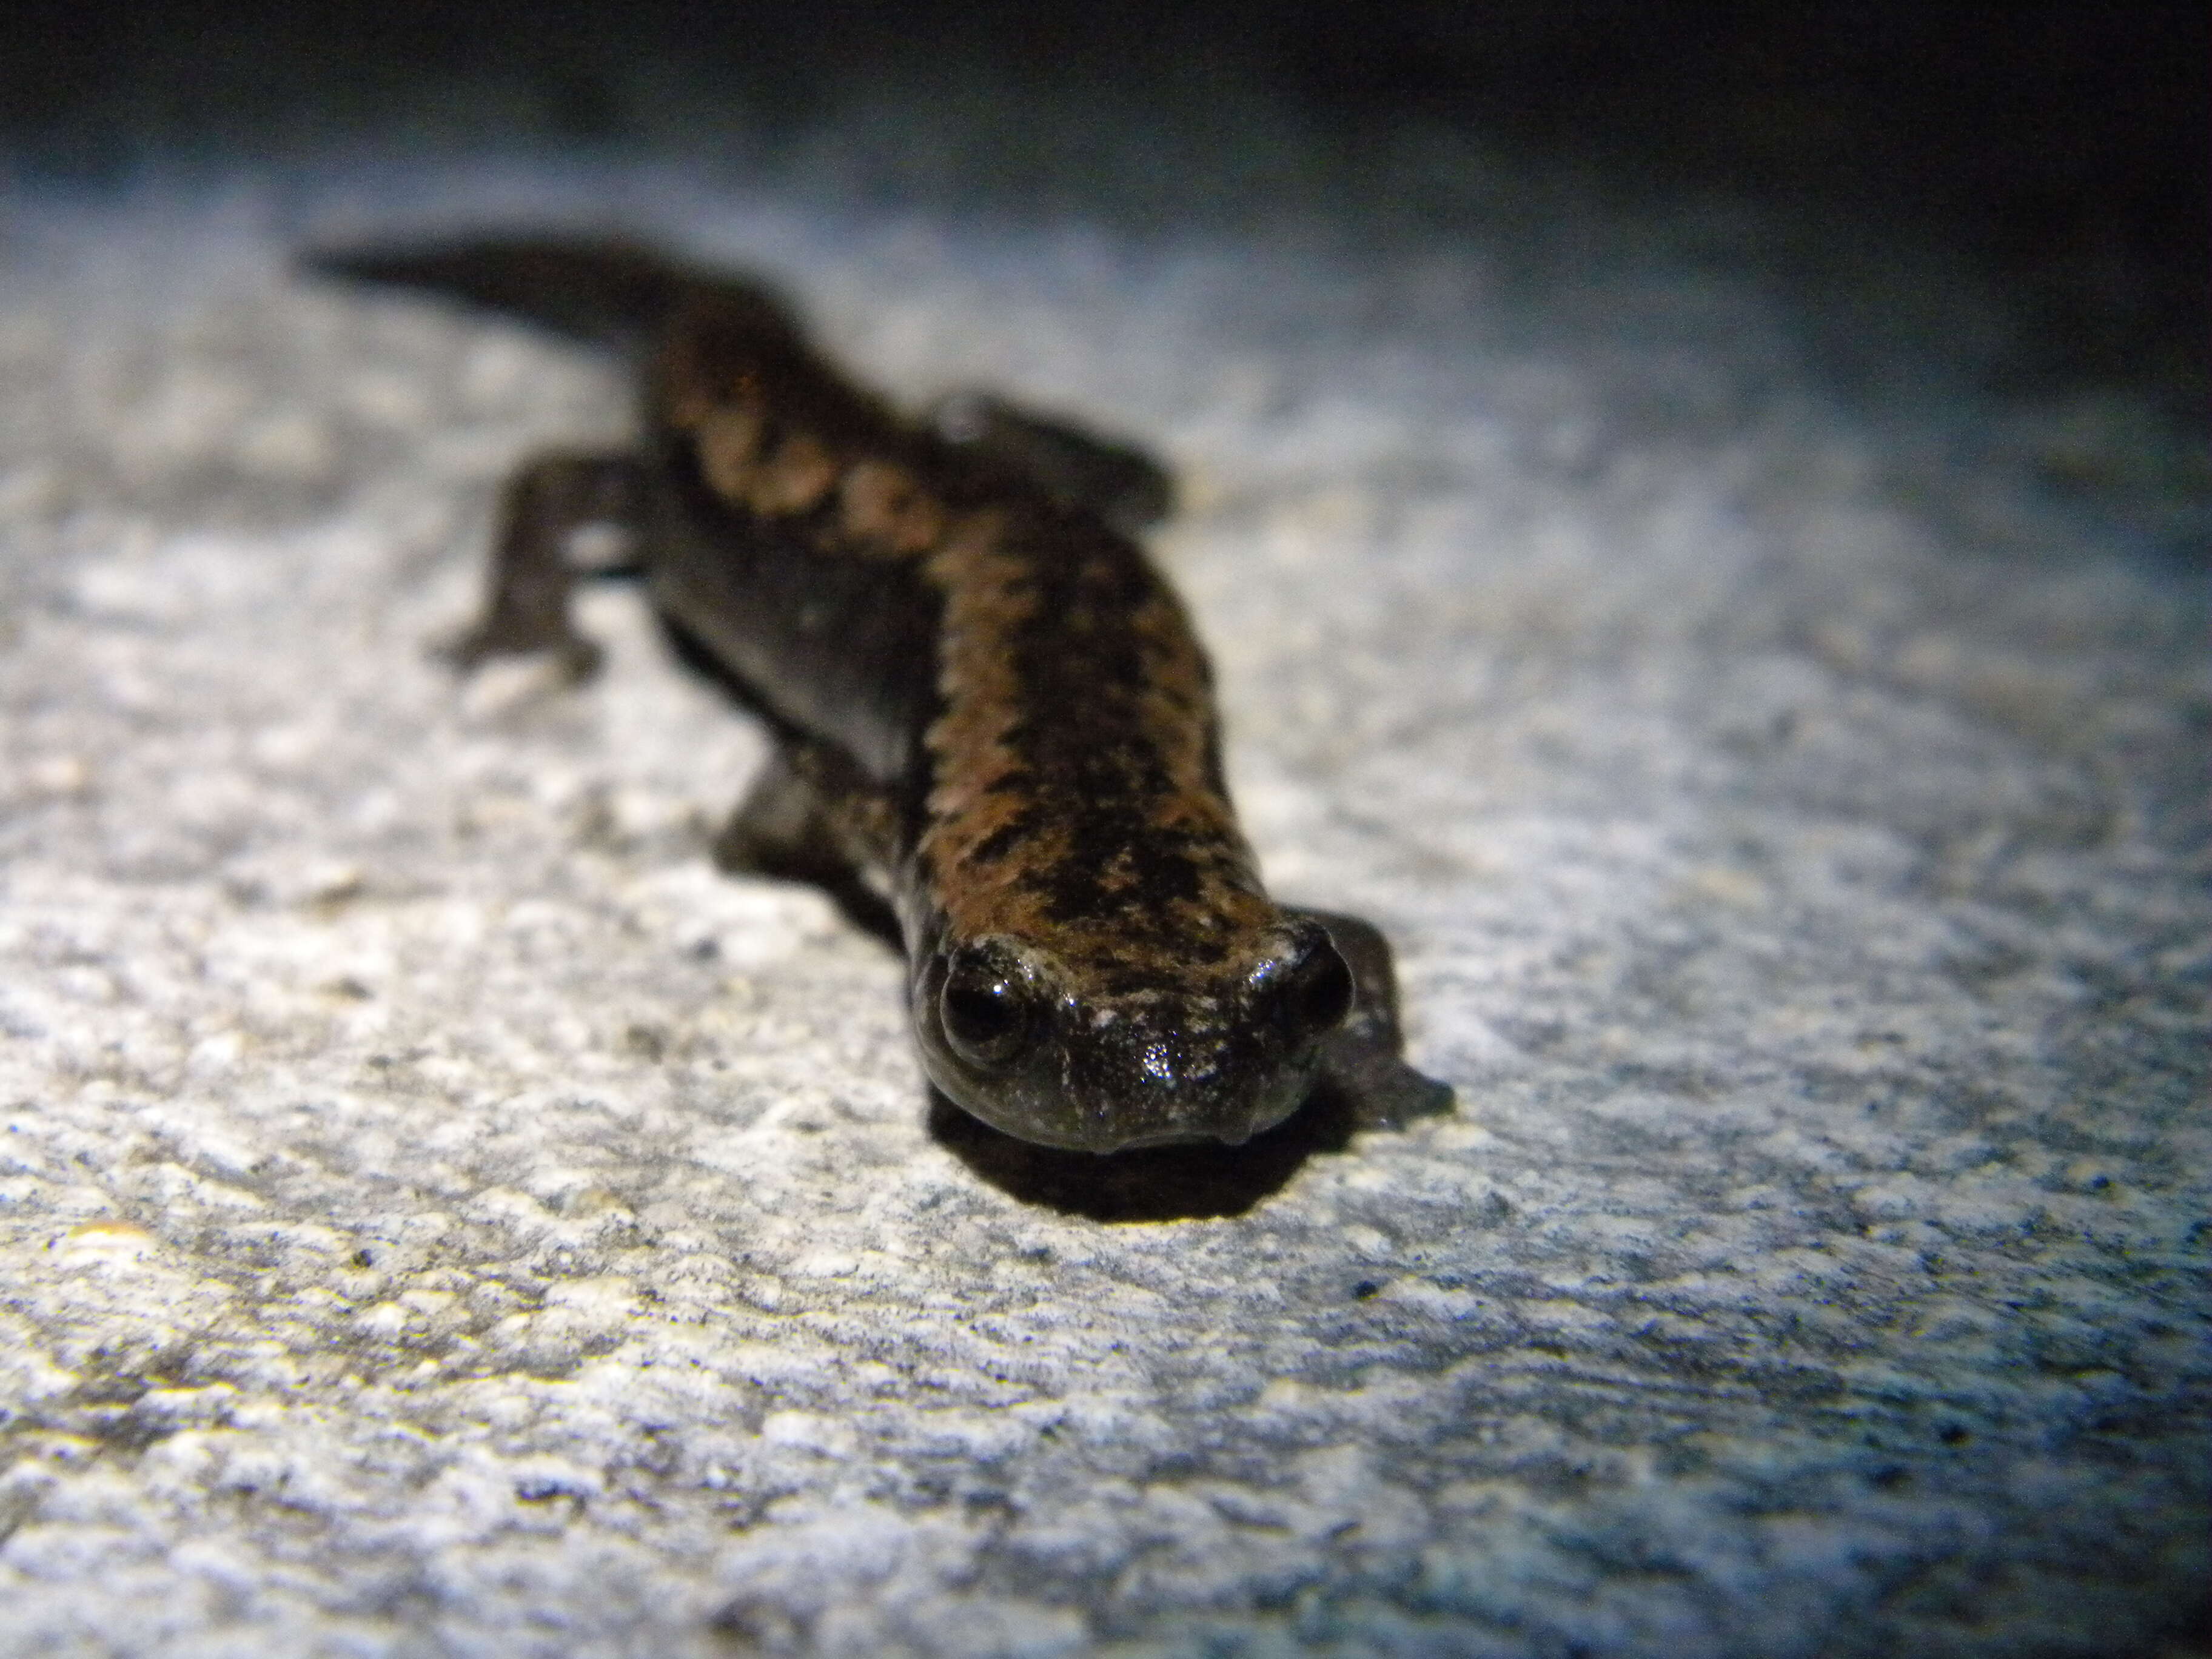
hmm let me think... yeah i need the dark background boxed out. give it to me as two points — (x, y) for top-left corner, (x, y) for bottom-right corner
(4, 2), (2204, 408)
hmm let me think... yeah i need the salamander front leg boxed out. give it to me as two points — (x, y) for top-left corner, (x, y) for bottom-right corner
(446, 451), (649, 680)
(712, 743), (901, 947)
(1289, 908), (1455, 1130)
(931, 392), (1175, 535)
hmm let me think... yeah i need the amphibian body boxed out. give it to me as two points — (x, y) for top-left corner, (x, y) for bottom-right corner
(309, 240), (1452, 1153)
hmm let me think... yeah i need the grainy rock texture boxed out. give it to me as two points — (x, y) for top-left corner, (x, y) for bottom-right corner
(0, 157), (2205, 1658)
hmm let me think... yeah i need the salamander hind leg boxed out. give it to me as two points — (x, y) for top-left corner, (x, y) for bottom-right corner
(1290, 908), (1455, 1131)
(445, 451), (649, 680)
(931, 392), (1175, 534)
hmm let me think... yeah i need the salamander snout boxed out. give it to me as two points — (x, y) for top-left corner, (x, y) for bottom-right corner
(913, 921), (1355, 1154)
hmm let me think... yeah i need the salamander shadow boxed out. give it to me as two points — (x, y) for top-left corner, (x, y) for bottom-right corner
(925, 1077), (1362, 1221)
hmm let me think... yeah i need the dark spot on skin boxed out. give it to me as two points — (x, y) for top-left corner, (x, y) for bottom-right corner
(1172, 933), (1234, 968)
(1033, 819), (1207, 921)
(966, 816), (1037, 866)
(983, 727), (1031, 765)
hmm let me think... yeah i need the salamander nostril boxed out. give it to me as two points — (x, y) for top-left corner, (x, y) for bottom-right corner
(1277, 936), (1355, 1045)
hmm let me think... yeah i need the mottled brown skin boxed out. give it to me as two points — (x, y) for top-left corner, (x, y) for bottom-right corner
(307, 239), (1452, 1152)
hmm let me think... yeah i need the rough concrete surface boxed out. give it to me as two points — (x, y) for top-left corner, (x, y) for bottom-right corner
(0, 156), (2205, 1658)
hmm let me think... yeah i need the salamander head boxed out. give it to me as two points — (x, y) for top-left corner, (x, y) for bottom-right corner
(910, 913), (1354, 1153)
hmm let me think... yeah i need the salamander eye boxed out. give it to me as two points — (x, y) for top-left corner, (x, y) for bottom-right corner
(939, 947), (1039, 1071)
(1272, 934), (1355, 1047)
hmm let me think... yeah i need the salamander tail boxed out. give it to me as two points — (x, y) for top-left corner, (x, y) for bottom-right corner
(298, 236), (794, 351)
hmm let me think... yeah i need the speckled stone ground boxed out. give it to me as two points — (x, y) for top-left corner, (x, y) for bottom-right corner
(0, 154), (2205, 1658)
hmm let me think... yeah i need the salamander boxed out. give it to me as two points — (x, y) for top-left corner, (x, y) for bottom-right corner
(307, 239), (1452, 1153)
